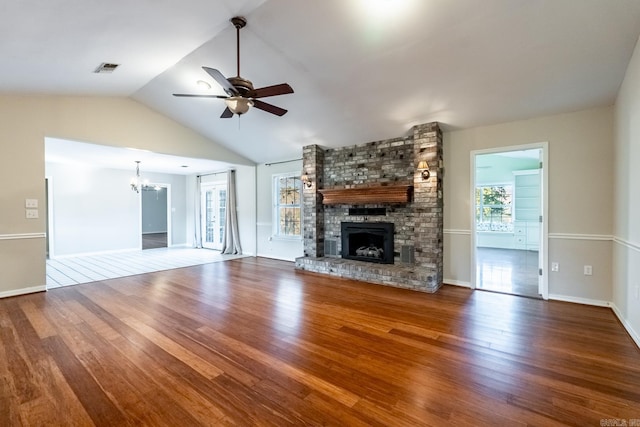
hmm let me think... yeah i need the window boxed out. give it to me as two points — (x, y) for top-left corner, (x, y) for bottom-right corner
(476, 185), (513, 231)
(274, 173), (302, 237)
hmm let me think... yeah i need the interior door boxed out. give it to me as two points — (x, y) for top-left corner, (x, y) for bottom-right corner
(201, 183), (227, 250)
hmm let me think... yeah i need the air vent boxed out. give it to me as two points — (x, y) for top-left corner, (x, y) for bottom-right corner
(324, 239), (337, 256)
(94, 63), (120, 74)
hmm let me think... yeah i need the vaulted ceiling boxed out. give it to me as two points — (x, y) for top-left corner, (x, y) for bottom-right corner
(4, 0), (640, 166)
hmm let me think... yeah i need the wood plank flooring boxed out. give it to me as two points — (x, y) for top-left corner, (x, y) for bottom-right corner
(142, 233), (168, 250)
(476, 247), (540, 298)
(1, 257), (639, 426)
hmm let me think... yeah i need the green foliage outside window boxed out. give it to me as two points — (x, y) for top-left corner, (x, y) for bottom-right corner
(476, 185), (512, 225)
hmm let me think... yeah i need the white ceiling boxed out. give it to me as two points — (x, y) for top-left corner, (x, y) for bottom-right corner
(45, 138), (231, 175)
(5, 0), (640, 170)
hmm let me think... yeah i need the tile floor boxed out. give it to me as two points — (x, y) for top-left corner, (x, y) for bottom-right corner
(476, 247), (540, 298)
(46, 247), (247, 288)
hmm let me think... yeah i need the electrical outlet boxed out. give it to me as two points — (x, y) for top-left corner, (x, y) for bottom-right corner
(551, 262), (559, 272)
(25, 198), (38, 208)
(584, 265), (592, 276)
(26, 209), (39, 219)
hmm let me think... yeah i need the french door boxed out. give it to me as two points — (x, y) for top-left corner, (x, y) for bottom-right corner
(201, 183), (226, 250)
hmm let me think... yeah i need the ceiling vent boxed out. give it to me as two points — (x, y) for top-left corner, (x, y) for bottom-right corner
(94, 63), (120, 74)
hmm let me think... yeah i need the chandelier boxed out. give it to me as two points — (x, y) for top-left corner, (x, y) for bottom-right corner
(130, 161), (149, 193)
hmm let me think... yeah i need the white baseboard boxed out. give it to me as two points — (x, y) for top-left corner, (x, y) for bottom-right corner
(610, 303), (640, 349)
(257, 252), (296, 262)
(444, 279), (472, 288)
(171, 243), (190, 248)
(0, 285), (46, 299)
(548, 294), (610, 307)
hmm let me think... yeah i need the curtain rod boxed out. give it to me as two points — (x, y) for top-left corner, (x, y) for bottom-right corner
(264, 158), (302, 166)
(197, 169), (234, 178)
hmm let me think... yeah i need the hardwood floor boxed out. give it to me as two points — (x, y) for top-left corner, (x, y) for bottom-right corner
(476, 247), (540, 298)
(1, 257), (639, 426)
(142, 232), (168, 250)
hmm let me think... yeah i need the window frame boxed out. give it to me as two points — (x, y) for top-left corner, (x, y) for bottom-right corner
(272, 172), (303, 240)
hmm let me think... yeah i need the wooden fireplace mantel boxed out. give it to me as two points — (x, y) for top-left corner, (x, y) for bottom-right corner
(318, 184), (413, 205)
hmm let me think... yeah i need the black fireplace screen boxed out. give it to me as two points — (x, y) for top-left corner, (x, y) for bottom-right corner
(341, 222), (394, 264)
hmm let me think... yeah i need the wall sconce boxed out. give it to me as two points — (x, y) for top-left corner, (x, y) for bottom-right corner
(417, 160), (430, 180)
(301, 173), (313, 188)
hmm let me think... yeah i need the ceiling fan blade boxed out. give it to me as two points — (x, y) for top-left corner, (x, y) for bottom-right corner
(203, 67), (239, 96)
(252, 99), (288, 116)
(220, 107), (234, 118)
(173, 93), (228, 98)
(250, 83), (294, 99)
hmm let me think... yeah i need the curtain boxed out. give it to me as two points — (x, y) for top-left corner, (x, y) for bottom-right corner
(193, 175), (203, 248)
(221, 170), (242, 254)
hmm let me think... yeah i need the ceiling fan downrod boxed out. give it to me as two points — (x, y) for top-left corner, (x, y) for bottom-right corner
(230, 16), (247, 78)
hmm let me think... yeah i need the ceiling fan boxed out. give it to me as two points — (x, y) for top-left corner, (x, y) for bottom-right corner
(173, 16), (293, 118)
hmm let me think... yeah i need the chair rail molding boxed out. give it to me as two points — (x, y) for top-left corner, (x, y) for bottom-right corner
(0, 232), (46, 241)
(613, 236), (640, 253)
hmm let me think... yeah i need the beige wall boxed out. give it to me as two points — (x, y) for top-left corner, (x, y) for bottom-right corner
(0, 95), (252, 297)
(256, 161), (304, 261)
(613, 34), (640, 346)
(443, 106), (614, 302)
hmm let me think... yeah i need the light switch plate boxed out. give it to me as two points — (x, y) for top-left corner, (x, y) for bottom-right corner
(25, 198), (38, 208)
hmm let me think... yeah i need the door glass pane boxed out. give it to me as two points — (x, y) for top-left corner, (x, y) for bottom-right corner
(218, 189), (226, 244)
(205, 190), (214, 243)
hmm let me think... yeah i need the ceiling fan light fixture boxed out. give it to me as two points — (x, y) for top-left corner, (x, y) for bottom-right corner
(196, 80), (211, 90)
(225, 97), (253, 115)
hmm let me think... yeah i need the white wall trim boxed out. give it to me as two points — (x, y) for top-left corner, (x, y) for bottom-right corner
(613, 236), (640, 252)
(610, 303), (640, 349)
(257, 253), (296, 262)
(444, 229), (471, 235)
(444, 230), (615, 241)
(0, 233), (46, 241)
(548, 293), (610, 307)
(46, 175), (55, 258)
(444, 279), (472, 288)
(548, 233), (613, 241)
(0, 285), (46, 298)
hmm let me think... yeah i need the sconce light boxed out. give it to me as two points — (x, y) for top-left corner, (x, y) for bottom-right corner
(301, 173), (313, 188)
(417, 160), (430, 180)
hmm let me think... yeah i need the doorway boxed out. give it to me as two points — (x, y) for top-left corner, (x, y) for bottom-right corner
(471, 144), (548, 299)
(201, 182), (227, 250)
(45, 177), (53, 259)
(141, 184), (171, 250)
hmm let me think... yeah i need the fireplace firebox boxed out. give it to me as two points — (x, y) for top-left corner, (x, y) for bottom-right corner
(341, 222), (394, 264)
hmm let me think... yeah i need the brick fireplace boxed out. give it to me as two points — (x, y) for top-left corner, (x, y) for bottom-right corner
(294, 122), (444, 293)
